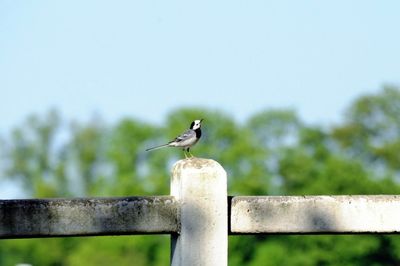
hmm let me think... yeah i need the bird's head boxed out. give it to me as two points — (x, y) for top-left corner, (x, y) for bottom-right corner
(190, 119), (203, 130)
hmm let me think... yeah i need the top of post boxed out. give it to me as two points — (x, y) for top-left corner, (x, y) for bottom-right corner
(172, 158), (225, 174)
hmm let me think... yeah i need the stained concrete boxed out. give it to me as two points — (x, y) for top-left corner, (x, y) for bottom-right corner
(0, 196), (178, 238)
(231, 195), (400, 234)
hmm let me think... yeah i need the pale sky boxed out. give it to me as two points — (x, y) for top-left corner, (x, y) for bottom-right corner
(1, 0), (400, 133)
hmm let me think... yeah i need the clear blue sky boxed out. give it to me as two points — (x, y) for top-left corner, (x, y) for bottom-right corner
(1, 1), (400, 132)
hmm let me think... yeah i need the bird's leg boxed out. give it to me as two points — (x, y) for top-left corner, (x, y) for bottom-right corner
(183, 149), (188, 159)
(187, 148), (194, 158)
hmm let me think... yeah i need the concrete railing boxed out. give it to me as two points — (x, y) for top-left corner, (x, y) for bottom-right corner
(2, 158), (400, 266)
(0, 196), (178, 238)
(231, 195), (400, 234)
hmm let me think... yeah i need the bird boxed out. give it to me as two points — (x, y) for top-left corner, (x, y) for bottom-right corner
(146, 119), (203, 158)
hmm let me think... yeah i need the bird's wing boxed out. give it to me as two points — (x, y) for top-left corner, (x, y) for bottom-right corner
(171, 129), (195, 143)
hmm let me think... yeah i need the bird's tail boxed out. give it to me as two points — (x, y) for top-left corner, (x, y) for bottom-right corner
(145, 143), (169, 152)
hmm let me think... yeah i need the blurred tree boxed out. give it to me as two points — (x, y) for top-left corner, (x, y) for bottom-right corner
(333, 86), (400, 174)
(2, 109), (62, 197)
(68, 118), (107, 196)
(107, 118), (161, 195)
(246, 109), (302, 195)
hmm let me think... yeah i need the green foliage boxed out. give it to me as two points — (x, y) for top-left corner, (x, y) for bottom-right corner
(1, 86), (400, 265)
(333, 86), (400, 172)
(65, 236), (169, 266)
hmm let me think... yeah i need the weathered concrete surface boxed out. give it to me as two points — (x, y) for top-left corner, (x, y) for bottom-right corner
(0, 196), (178, 238)
(231, 195), (400, 234)
(171, 158), (228, 266)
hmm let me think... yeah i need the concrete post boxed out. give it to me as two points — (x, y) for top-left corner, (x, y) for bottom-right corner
(170, 158), (227, 266)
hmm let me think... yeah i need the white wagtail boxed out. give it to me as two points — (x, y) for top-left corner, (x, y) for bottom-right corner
(146, 119), (203, 158)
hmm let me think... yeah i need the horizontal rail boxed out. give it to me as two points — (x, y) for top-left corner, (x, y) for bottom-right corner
(3, 195), (400, 238)
(0, 196), (178, 239)
(230, 195), (400, 234)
